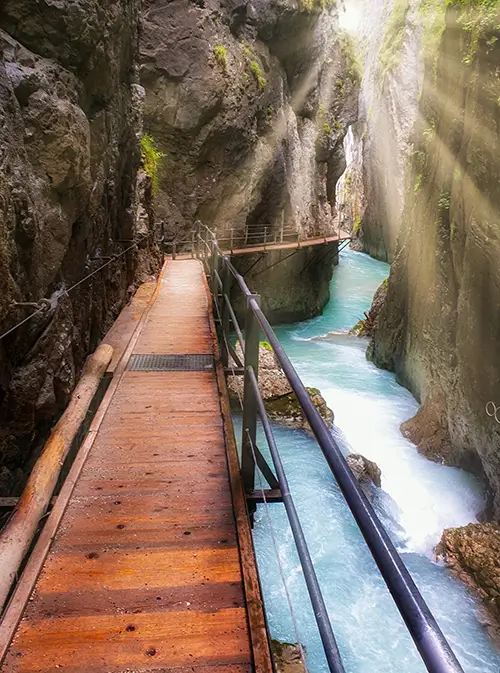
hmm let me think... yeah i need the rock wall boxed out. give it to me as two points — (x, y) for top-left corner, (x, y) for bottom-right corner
(370, 1), (500, 518)
(336, 0), (425, 262)
(0, 1), (161, 495)
(140, 0), (358, 320)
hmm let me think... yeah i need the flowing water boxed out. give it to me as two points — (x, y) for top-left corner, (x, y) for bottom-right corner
(245, 249), (499, 673)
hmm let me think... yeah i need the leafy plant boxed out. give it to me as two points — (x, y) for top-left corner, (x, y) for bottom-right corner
(241, 43), (253, 59)
(299, 0), (335, 11)
(323, 122), (332, 134)
(141, 134), (164, 195)
(250, 60), (266, 89)
(250, 61), (267, 89)
(379, 0), (410, 75)
(214, 45), (228, 71)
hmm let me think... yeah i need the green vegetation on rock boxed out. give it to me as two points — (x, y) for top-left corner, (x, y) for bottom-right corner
(213, 45), (228, 71)
(250, 60), (266, 89)
(299, 0), (336, 11)
(140, 134), (164, 194)
(379, 0), (410, 75)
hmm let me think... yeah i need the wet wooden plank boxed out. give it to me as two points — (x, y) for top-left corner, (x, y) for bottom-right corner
(2, 260), (257, 673)
(7, 608), (250, 673)
(102, 280), (157, 373)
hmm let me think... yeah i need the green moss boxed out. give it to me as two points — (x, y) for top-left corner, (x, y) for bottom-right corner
(438, 192), (451, 210)
(250, 60), (266, 89)
(299, 0), (336, 10)
(323, 122), (331, 134)
(260, 341), (273, 352)
(353, 215), (361, 233)
(338, 33), (362, 81)
(241, 43), (253, 59)
(379, 0), (410, 76)
(213, 45), (228, 71)
(140, 134), (165, 195)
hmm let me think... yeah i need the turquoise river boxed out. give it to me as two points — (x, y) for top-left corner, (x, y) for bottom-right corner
(245, 249), (499, 673)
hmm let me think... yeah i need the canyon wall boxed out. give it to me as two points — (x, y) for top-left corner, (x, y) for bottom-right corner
(336, 0), (426, 262)
(370, 1), (500, 518)
(140, 0), (358, 320)
(0, 1), (161, 495)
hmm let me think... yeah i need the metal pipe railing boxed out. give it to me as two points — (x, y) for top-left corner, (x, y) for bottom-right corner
(198, 224), (464, 673)
(248, 297), (463, 673)
(247, 367), (346, 673)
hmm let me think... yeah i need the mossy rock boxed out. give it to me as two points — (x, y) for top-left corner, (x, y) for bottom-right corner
(271, 640), (306, 673)
(264, 386), (333, 430)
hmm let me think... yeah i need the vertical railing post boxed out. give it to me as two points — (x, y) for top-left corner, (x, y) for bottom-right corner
(264, 227), (267, 245)
(281, 210), (284, 243)
(230, 228), (234, 252)
(191, 230), (195, 258)
(221, 263), (231, 368)
(172, 242), (177, 260)
(203, 226), (210, 273)
(241, 294), (260, 516)
(210, 236), (219, 301)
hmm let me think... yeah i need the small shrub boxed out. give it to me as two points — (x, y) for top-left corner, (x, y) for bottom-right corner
(250, 60), (266, 89)
(353, 215), (361, 234)
(214, 45), (228, 71)
(260, 341), (273, 352)
(141, 134), (164, 195)
(241, 43), (253, 59)
(299, 0), (335, 10)
(323, 122), (331, 134)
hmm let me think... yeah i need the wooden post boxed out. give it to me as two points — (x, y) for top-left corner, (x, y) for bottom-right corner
(172, 242), (177, 260)
(241, 294), (260, 516)
(221, 264), (231, 368)
(0, 344), (113, 612)
(281, 210), (284, 243)
(191, 230), (195, 258)
(264, 227), (267, 245)
(230, 228), (234, 251)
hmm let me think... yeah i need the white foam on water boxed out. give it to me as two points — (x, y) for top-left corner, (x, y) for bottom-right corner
(247, 249), (499, 673)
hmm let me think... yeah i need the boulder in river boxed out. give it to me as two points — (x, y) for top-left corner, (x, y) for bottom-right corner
(265, 387), (334, 431)
(346, 453), (382, 500)
(271, 640), (306, 673)
(228, 344), (334, 431)
(436, 522), (500, 644)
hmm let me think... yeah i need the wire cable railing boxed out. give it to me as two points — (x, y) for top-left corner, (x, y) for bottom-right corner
(197, 223), (464, 673)
(0, 233), (154, 342)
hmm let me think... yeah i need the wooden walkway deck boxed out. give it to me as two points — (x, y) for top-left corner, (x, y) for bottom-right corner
(222, 232), (350, 256)
(1, 260), (267, 673)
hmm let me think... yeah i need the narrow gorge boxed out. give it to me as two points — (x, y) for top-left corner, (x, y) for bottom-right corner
(0, 0), (499, 671)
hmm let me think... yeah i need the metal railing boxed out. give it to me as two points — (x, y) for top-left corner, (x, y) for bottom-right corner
(197, 225), (464, 673)
(163, 220), (341, 258)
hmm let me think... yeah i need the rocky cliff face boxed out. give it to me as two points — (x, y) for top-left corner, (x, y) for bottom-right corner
(140, 0), (358, 320)
(370, 1), (500, 518)
(336, 0), (425, 262)
(0, 1), (161, 495)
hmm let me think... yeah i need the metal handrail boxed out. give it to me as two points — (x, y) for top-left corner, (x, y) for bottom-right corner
(247, 366), (345, 673)
(200, 224), (464, 673)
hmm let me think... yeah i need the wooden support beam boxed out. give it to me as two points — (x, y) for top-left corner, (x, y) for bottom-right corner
(247, 489), (283, 504)
(0, 343), (113, 612)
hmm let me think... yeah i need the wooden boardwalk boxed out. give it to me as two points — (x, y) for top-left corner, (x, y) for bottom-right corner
(222, 232), (350, 256)
(1, 260), (267, 673)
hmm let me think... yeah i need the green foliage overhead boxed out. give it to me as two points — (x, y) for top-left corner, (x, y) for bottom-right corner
(141, 134), (164, 195)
